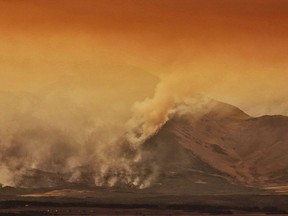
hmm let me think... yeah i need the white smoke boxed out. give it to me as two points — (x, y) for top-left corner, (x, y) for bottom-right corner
(0, 84), (176, 188)
(0, 72), (253, 189)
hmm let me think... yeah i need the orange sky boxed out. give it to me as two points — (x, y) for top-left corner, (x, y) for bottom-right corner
(0, 0), (288, 115)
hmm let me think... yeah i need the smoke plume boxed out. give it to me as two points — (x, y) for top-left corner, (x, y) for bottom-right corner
(1, 66), (288, 189)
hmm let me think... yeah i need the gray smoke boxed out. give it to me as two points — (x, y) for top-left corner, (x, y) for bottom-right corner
(0, 82), (217, 189)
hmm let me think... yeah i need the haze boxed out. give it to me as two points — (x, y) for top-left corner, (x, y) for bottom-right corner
(1, 0), (288, 116)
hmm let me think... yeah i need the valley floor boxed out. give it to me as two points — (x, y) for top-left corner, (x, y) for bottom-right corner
(1, 191), (288, 215)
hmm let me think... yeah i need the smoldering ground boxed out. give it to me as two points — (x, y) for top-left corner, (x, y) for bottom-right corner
(0, 89), (148, 188)
(0, 85), (216, 189)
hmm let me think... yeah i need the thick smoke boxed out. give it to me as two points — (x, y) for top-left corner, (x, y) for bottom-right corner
(0, 84), (172, 188)
(0, 90), (128, 187)
(0, 75), (215, 189)
(125, 74), (211, 147)
(1, 68), (288, 189)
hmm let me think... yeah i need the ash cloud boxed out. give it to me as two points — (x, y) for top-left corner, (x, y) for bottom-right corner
(1, 67), (288, 189)
(0, 80), (214, 189)
(0, 86), (174, 189)
(0, 90), (126, 187)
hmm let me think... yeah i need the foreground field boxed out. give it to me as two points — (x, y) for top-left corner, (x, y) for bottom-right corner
(1, 190), (288, 215)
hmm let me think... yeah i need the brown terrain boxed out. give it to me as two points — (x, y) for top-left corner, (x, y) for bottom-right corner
(142, 99), (288, 192)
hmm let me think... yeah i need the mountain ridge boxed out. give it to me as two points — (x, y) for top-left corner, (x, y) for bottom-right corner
(145, 99), (288, 192)
(2, 98), (288, 195)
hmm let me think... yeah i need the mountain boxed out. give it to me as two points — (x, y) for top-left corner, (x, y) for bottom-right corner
(4, 98), (288, 195)
(138, 99), (288, 194)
